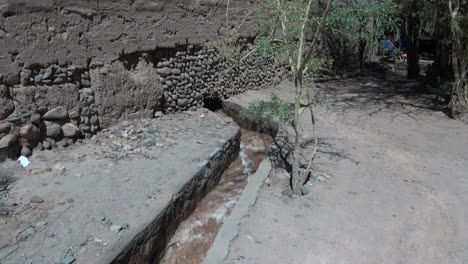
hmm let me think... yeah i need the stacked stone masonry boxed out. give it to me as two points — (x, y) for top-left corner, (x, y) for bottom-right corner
(157, 45), (283, 113)
(0, 43), (282, 161)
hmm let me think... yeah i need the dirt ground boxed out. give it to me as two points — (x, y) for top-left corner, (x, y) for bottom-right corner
(0, 109), (240, 264)
(223, 64), (468, 264)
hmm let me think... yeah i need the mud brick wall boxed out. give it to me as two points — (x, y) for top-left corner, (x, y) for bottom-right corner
(0, 1), (285, 160)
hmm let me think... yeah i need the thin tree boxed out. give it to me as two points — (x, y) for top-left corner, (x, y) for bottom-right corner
(246, 0), (334, 195)
(447, 0), (468, 118)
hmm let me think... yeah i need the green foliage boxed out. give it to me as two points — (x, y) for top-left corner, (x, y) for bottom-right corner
(241, 94), (294, 124)
(328, 0), (401, 52)
(255, 0), (324, 66)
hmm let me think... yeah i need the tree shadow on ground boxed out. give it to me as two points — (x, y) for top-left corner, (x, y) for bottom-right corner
(317, 63), (447, 123)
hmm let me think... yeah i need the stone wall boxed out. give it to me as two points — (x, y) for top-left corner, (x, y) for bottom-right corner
(154, 45), (282, 113)
(0, 0), (276, 160)
(0, 42), (281, 161)
(0, 0), (352, 161)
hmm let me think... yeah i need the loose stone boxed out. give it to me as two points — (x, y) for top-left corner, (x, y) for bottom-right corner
(43, 106), (68, 120)
(29, 196), (44, 203)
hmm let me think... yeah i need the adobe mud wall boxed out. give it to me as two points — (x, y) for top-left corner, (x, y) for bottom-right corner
(0, 0), (286, 160)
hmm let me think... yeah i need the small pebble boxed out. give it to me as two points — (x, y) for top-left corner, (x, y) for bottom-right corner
(102, 219), (113, 226)
(301, 185), (310, 195)
(109, 225), (122, 233)
(29, 196), (44, 203)
(281, 188), (293, 197)
(60, 255), (75, 264)
(34, 220), (48, 228)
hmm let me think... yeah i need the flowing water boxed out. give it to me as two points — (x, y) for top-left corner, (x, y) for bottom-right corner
(161, 129), (273, 264)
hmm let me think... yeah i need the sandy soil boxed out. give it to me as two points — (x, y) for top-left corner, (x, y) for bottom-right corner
(224, 65), (468, 264)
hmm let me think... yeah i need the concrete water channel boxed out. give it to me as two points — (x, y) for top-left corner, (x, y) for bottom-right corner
(161, 129), (273, 264)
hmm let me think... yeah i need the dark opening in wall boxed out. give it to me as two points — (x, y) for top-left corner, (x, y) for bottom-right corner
(2, 12), (16, 18)
(203, 97), (223, 112)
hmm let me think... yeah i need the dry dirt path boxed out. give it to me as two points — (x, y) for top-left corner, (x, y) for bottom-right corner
(223, 66), (468, 264)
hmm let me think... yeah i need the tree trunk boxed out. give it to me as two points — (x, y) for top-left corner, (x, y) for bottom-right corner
(358, 40), (367, 69)
(448, 0), (468, 118)
(406, 5), (420, 79)
(291, 74), (304, 195)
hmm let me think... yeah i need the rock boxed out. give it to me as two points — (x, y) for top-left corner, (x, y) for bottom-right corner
(31, 167), (52, 175)
(5, 74), (20, 86)
(0, 123), (11, 135)
(34, 220), (48, 228)
(69, 110), (80, 119)
(80, 125), (90, 132)
(29, 196), (44, 203)
(154, 111), (163, 118)
(62, 123), (81, 138)
(81, 79), (91, 88)
(43, 141), (51, 150)
(90, 115), (98, 125)
(30, 114), (41, 125)
(80, 107), (90, 116)
(102, 218), (113, 226)
(37, 142), (44, 151)
(156, 67), (171, 77)
(171, 69), (181, 75)
(19, 124), (39, 141)
(49, 139), (57, 148)
(17, 227), (35, 241)
(46, 124), (62, 138)
(34, 75), (43, 84)
(58, 145), (66, 152)
(42, 71), (52, 80)
(110, 225), (122, 233)
(55, 164), (66, 174)
(0, 134), (18, 149)
(43, 106), (68, 120)
(57, 139), (69, 147)
(322, 172), (332, 180)
(281, 188), (293, 197)
(0, 85), (15, 119)
(177, 99), (189, 108)
(38, 106), (48, 115)
(60, 256), (76, 264)
(53, 77), (65, 85)
(21, 147), (32, 157)
(300, 185), (310, 196)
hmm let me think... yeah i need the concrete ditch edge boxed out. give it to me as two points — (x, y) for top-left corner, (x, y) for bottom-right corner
(105, 129), (242, 264)
(203, 159), (272, 264)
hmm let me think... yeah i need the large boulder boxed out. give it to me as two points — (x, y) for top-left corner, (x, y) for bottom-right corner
(0, 85), (15, 120)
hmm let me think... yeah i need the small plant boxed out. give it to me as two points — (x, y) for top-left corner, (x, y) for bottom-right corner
(241, 94), (294, 124)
